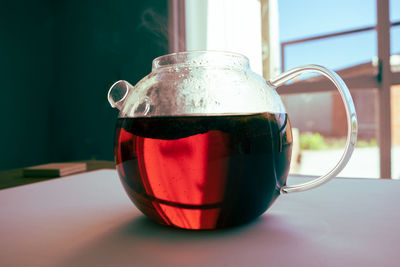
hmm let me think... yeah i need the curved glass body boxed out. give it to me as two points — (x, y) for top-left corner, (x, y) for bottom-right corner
(108, 51), (357, 230)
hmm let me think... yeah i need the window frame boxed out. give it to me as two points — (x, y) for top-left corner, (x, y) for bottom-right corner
(170, 0), (399, 178)
(275, 0), (400, 178)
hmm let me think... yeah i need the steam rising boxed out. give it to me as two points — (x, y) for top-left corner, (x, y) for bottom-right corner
(138, 8), (169, 51)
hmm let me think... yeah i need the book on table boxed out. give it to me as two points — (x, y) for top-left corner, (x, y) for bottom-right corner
(23, 163), (87, 178)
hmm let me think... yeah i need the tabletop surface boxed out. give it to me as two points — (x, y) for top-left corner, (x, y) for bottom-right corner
(1, 170), (399, 267)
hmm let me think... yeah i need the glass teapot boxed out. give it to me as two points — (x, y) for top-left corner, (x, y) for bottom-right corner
(108, 51), (357, 230)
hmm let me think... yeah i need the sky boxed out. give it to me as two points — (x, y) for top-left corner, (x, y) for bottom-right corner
(278, 0), (400, 71)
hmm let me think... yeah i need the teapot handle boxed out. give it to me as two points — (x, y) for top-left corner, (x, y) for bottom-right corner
(268, 65), (358, 194)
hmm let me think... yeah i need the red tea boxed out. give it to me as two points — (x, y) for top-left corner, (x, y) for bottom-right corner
(114, 112), (292, 229)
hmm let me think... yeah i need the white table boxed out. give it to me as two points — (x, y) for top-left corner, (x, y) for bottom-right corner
(1, 170), (399, 267)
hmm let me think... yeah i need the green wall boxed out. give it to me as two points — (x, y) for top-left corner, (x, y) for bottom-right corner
(0, 0), (168, 170)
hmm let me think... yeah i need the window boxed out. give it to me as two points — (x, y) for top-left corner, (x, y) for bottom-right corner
(173, 0), (400, 178)
(184, 0), (263, 74)
(278, 0), (400, 179)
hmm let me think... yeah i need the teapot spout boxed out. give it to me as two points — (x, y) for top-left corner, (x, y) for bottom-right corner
(108, 80), (133, 110)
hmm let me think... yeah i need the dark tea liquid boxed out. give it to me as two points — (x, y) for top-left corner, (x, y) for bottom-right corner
(114, 112), (292, 229)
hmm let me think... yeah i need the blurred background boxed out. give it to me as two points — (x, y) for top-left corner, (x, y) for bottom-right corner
(0, 0), (169, 170)
(1, 0), (399, 179)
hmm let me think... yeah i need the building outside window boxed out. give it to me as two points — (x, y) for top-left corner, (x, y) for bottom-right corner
(175, 0), (400, 179)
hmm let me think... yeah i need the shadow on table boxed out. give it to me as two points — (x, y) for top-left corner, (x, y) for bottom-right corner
(58, 214), (307, 267)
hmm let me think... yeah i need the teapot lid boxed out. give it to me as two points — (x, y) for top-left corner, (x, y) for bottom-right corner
(109, 51), (286, 117)
(152, 50), (250, 71)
